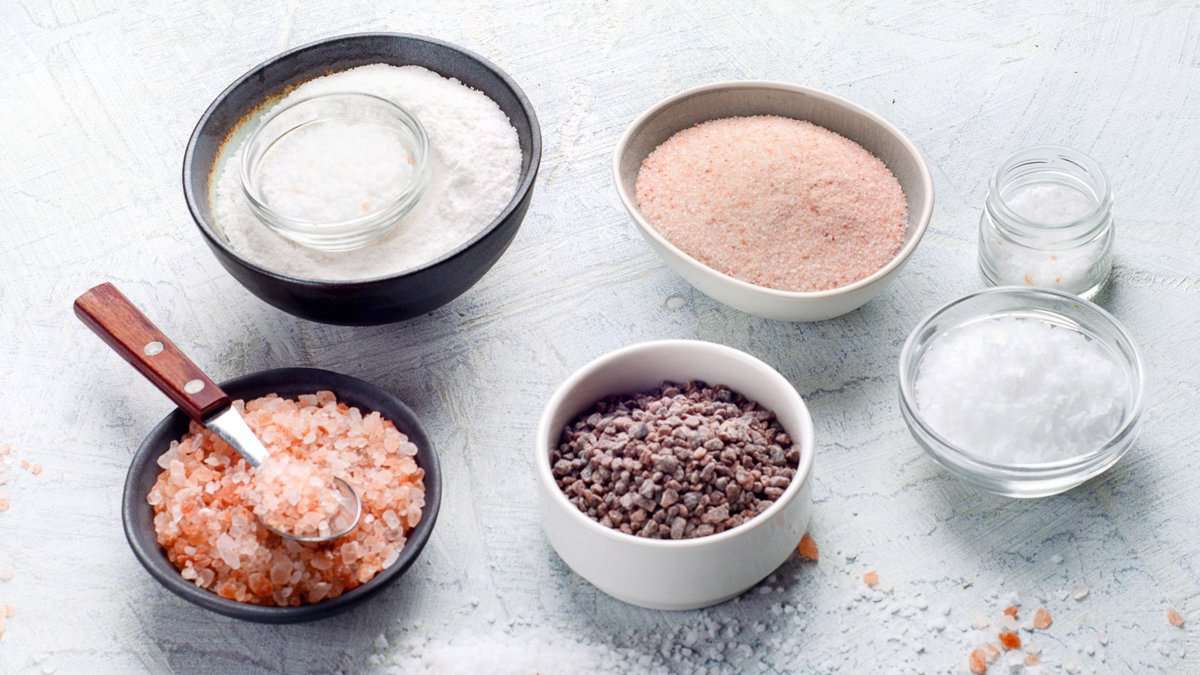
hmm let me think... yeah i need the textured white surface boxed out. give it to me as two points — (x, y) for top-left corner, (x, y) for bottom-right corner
(1, 1), (1199, 673)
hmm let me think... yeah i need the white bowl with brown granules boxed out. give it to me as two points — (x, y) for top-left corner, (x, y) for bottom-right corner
(535, 340), (815, 610)
(613, 81), (933, 321)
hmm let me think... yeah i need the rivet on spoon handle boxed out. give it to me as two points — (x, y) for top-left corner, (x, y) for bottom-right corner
(73, 282), (229, 421)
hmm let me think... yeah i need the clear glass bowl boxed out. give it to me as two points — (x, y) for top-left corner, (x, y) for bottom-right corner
(898, 287), (1144, 498)
(240, 92), (429, 252)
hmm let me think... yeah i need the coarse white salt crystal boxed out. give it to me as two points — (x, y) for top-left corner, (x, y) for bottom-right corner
(914, 315), (1128, 464)
(1071, 584), (1089, 600)
(1051, 554), (1064, 564)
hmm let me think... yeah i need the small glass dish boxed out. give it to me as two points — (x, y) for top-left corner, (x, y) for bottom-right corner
(898, 287), (1144, 498)
(240, 92), (429, 252)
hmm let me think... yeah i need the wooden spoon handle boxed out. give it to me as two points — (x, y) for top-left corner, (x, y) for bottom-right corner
(74, 282), (229, 422)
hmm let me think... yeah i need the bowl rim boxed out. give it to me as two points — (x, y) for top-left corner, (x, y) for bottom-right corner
(612, 80), (934, 299)
(122, 367), (442, 621)
(182, 31), (543, 288)
(897, 286), (1146, 474)
(534, 339), (815, 549)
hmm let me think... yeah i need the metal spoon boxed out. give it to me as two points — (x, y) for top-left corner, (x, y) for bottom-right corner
(74, 282), (362, 543)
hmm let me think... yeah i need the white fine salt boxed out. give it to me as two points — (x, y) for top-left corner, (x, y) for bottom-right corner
(254, 119), (417, 222)
(213, 64), (522, 281)
(914, 315), (1128, 464)
(988, 182), (1106, 293)
(1006, 183), (1096, 226)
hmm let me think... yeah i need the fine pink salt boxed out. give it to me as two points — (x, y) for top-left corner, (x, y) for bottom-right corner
(635, 115), (908, 292)
(147, 391), (425, 606)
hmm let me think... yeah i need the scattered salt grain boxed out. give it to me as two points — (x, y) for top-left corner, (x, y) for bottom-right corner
(1071, 585), (1089, 601)
(1050, 554), (1064, 565)
(1168, 608), (1185, 628)
(796, 533), (820, 561)
(635, 115), (908, 292)
(914, 315), (1129, 464)
(1032, 607), (1053, 630)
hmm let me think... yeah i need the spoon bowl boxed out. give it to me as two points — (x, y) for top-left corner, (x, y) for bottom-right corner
(125, 367), (441, 623)
(258, 476), (363, 543)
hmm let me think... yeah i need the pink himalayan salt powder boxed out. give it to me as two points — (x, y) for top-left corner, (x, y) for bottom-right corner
(247, 454), (350, 539)
(147, 391), (424, 606)
(635, 115), (908, 292)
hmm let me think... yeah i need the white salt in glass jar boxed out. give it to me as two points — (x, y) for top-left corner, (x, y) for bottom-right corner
(240, 92), (429, 252)
(977, 146), (1114, 299)
(898, 287), (1143, 498)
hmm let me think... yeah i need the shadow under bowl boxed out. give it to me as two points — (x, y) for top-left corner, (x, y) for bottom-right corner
(123, 367), (442, 623)
(613, 81), (933, 322)
(183, 32), (542, 326)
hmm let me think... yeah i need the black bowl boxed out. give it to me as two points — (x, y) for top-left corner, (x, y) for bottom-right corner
(123, 367), (441, 623)
(182, 33), (542, 325)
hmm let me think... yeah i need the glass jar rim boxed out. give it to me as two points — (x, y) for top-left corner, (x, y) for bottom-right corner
(897, 286), (1144, 476)
(985, 145), (1113, 244)
(239, 91), (430, 239)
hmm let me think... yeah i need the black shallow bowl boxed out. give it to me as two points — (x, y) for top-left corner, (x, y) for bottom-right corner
(183, 33), (542, 325)
(123, 368), (442, 623)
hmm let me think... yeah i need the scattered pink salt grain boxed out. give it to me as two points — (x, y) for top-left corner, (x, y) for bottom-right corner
(29, 463), (42, 476)
(796, 533), (819, 561)
(1168, 608), (1185, 628)
(635, 115), (908, 292)
(863, 570), (880, 588)
(148, 392), (425, 607)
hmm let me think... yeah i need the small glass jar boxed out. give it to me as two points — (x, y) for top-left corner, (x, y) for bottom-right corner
(978, 146), (1114, 299)
(241, 92), (429, 253)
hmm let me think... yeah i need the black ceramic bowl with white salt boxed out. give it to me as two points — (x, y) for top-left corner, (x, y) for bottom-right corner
(182, 33), (542, 326)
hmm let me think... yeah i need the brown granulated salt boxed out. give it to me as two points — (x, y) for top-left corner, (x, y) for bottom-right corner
(148, 392), (425, 606)
(551, 381), (798, 540)
(635, 115), (908, 292)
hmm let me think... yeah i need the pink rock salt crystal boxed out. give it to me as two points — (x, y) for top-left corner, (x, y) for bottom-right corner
(147, 392), (425, 607)
(247, 454), (344, 538)
(635, 115), (908, 292)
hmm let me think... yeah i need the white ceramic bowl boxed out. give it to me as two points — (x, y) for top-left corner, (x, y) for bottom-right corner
(613, 81), (934, 321)
(535, 340), (815, 610)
